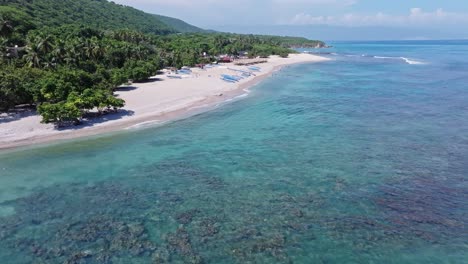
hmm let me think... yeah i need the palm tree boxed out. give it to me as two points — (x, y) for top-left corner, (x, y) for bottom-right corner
(131, 45), (148, 60)
(91, 40), (105, 60)
(0, 37), (7, 61)
(51, 40), (67, 64)
(24, 45), (41, 68)
(42, 59), (56, 69)
(24, 35), (56, 68)
(63, 40), (81, 65)
(82, 38), (93, 60)
(213, 36), (226, 54)
(0, 17), (13, 38)
(36, 35), (54, 55)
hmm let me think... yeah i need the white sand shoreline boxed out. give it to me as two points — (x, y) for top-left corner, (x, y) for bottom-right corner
(0, 54), (329, 150)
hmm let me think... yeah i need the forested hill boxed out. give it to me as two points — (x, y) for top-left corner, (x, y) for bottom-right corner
(0, 0), (204, 34)
(154, 15), (207, 33)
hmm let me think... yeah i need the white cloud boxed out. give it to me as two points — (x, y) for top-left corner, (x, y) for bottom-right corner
(286, 8), (468, 27)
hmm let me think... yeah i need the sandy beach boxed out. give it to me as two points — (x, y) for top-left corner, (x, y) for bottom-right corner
(0, 53), (329, 149)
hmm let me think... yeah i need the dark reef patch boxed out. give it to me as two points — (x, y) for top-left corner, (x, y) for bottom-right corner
(374, 176), (468, 242)
(0, 157), (467, 263)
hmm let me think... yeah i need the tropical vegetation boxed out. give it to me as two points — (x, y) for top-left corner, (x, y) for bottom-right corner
(1, 0), (176, 34)
(0, 1), (325, 126)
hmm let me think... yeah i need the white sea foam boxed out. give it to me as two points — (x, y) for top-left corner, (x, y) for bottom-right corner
(374, 56), (395, 59)
(191, 91), (250, 110)
(223, 93), (249, 103)
(234, 93), (249, 99)
(400, 57), (425, 65)
(125, 120), (161, 130)
(372, 55), (426, 65)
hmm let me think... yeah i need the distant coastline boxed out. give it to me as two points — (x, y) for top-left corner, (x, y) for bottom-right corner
(0, 54), (329, 150)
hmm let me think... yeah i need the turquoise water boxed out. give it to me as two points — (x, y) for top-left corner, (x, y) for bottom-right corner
(1, 41), (467, 263)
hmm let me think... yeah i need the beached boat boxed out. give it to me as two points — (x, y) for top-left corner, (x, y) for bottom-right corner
(167, 75), (182, 79)
(177, 69), (192, 74)
(231, 74), (245, 80)
(221, 74), (242, 81)
(220, 77), (237, 83)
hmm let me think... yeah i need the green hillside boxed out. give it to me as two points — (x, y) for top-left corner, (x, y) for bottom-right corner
(0, 0), (187, 34)
(154, 15), (206, 33)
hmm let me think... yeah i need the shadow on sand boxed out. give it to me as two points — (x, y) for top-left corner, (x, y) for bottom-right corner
(0, 109), (37, 125)
(114, 86), (138, 92)
(133, 77), (164, 84)
(114, 77), (164, 92)
(57, 109), (135, 131)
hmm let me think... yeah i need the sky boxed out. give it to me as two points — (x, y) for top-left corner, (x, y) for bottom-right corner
(111, 0), (468, 40)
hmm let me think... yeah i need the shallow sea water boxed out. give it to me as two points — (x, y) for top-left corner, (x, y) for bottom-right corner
(0, 41), (467, 263)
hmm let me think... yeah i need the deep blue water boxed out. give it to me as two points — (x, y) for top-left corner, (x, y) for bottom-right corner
(0, 41), (467, 263)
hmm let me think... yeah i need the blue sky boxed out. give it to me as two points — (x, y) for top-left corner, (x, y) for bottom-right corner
(111, 0), (468, 39)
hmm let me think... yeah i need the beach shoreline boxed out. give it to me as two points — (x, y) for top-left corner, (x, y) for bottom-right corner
(0, 54), (329, 150)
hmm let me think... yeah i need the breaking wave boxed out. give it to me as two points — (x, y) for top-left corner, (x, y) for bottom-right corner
(372, 55), (426, 65)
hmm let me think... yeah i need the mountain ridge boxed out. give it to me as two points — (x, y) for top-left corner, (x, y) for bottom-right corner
(0, 0), (204, 34)
(153, 14), (207, 33)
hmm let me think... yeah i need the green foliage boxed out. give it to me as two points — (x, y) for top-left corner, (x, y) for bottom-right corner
(110, 69), (128, 87)
(0, 0), (200, 35)
(37, 101), (82, 125)
(38, 88), (125, 125)
(249, 44), (292, 58)
(124, 60), (159, 82)
(157, 33), (305, 62)
(0, 6), (35, 46)
(0, 66), (42, 111)
(154, 15), (206, 33)
(0, 6), (35, 35)
(254, 35), (326, 48)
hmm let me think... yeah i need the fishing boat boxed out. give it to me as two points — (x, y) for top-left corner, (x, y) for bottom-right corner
(177, 69), (191, 74)
(248, 66), (261, 72)
(221, 74), (242, 81)
(231, 74), (245, 80)
(220, 77), (237, 83)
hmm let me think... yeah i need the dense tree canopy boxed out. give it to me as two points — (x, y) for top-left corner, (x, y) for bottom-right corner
(0, 0), (176, 35)
(154, 14), (206, 33)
